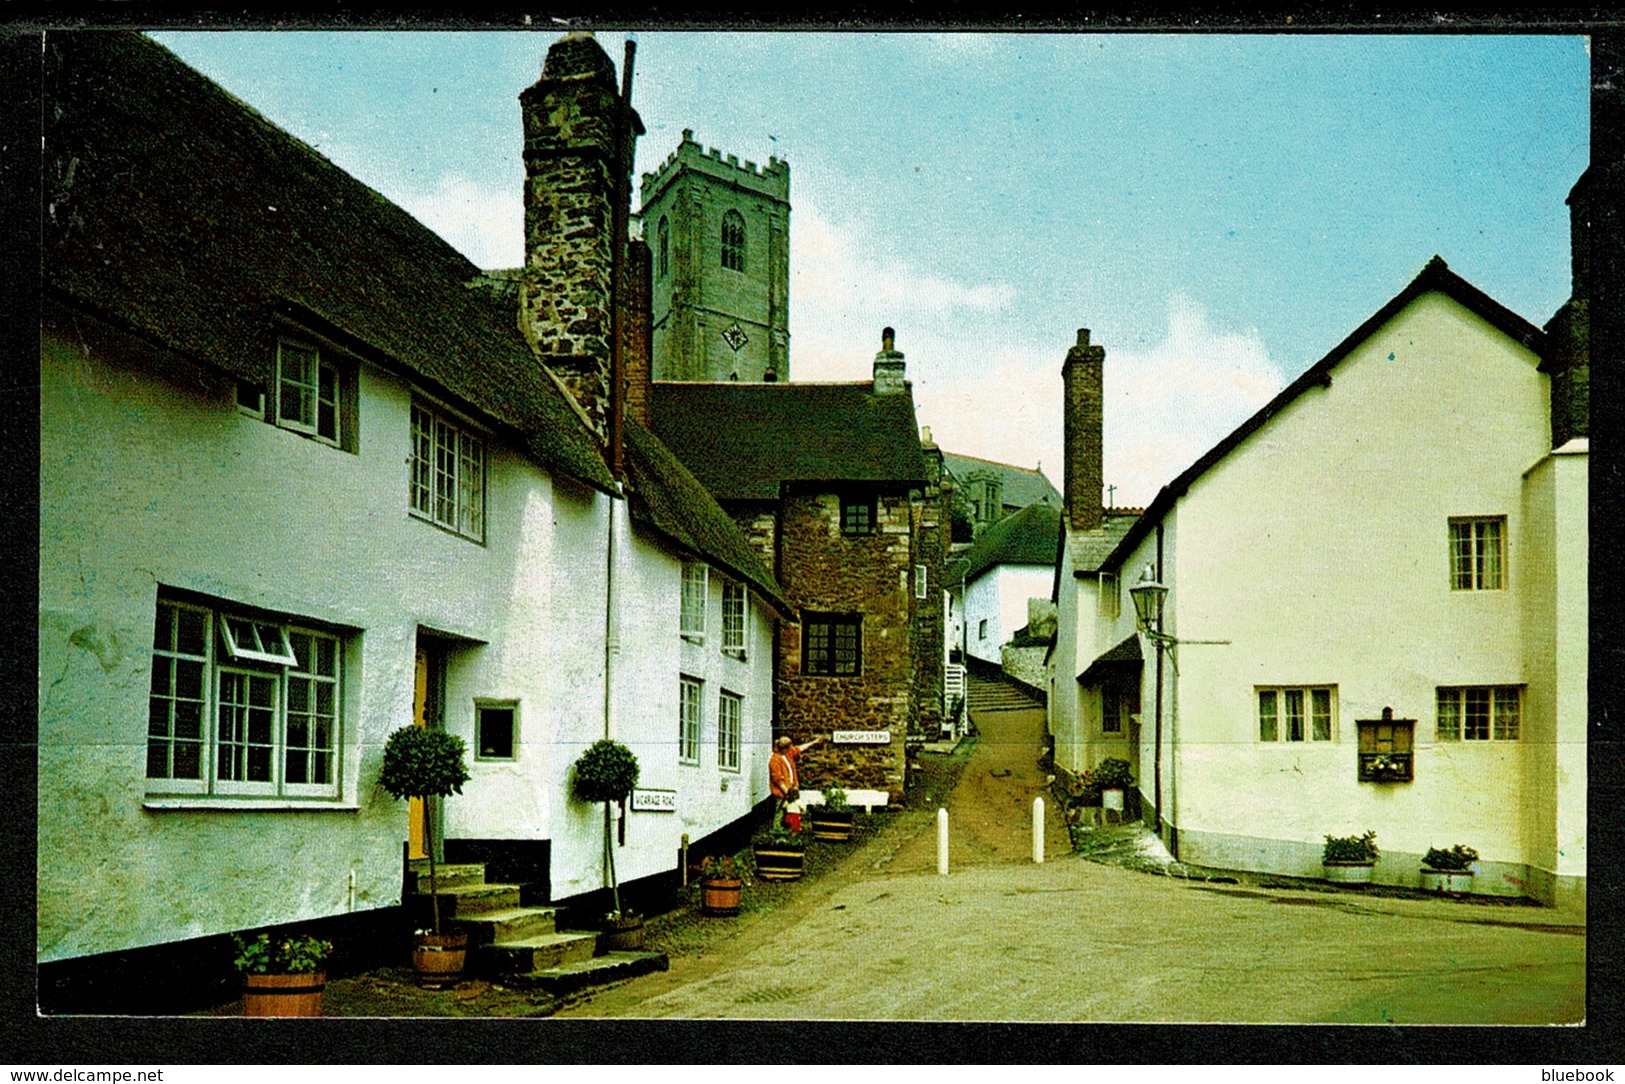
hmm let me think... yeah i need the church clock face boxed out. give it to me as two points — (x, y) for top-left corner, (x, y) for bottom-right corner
(722, 322), (749, 353)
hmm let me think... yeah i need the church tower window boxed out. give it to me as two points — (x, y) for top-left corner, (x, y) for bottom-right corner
(657, 216), (670, 279)
(721, 210), (746, 272)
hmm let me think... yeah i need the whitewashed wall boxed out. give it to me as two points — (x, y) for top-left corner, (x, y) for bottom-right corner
(963, 564), (1051, 664)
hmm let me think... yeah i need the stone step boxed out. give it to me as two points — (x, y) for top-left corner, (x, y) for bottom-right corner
(407, 862), (487, 893)
(455, 905), (561, 946)
(478, 930), (601, 976)
(415, 881), (524, 919)
(498, 951), (670, 996)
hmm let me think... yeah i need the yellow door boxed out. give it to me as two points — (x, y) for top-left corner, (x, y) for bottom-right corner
(408, 646), (429, 860)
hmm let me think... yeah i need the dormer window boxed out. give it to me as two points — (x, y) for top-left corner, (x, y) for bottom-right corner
(276, 339), (341, 445)
(721, 210), (745, 272)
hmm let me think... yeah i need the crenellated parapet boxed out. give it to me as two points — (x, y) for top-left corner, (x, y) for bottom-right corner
(640, 127), (790, 206)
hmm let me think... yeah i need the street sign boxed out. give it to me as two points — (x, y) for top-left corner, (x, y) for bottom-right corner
(833, 730), (891, 745)
(631, 788), (677, 812)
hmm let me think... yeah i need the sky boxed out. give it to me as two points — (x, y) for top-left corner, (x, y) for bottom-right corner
(150, 29), (1590, 507)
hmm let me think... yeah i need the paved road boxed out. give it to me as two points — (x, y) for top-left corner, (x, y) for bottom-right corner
(560, 705), (1584, 1024)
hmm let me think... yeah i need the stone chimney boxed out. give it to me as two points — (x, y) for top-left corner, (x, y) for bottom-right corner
(1543, 169), (1590, 447)
(1062, 328), (1104, 532)
(622, 238), (653, 428)
(518, 33), (642, 438)
(874, 326), (906, 394)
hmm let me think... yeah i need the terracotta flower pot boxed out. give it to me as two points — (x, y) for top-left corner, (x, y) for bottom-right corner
(700, 877), (743, 915)
(242, 971), (326, 1017)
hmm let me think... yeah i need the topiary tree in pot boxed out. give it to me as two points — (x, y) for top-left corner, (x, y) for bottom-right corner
(378, 726), (471, 976)
(572, 738), (642, 946)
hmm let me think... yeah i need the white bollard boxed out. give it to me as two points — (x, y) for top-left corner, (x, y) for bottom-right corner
(1033, 797), (1045, 864)
(937, 807), (950, 875)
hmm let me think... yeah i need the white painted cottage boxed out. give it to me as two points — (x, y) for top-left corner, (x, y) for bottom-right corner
(1050, 245), (1588, 911)
(38, 31), (790, 1009)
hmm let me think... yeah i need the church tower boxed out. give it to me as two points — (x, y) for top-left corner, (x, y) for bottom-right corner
(638, 130), (790, 382)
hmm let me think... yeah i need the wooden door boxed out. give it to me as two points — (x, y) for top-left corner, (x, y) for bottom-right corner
(408, 646), (430, 860)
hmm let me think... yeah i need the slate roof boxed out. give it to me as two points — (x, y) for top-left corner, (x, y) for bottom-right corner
(624, 420), (791, 617)
(43, 31), (614, 493)
(942, 453), (1061, 510)
(959, 502), (1062, 585)
(1067, 513), (1141, 576)
(1077, 634), (1142, 685)
(1101, 257), (1548, 574)
(649, 382), (930, 501)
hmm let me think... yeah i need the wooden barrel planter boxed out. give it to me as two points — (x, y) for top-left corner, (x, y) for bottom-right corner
(809, 809), (855, 842)
(242, 971), (326, 1017)
(599, 913), (646, 951)
(1322, 861), (1375, 885)
(700, 877), (743, 915)
(753, 845), (805, 882)
(412, 931), (469, 984)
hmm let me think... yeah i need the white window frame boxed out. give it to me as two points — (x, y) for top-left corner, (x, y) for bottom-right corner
(147, 598), (342, 800)
(679, 675), (703, 764)
(718, 689), (743, 772)
(1256, 686), (1336, 743)
(276, 338), (341, 445)
(915, 564), (928, 600)
(474, 699), (520, 762)
(1449, 516), (1505, 591)
(1436, 685), (1521, 742)
(721, 578), (747, 657)
(410, 401), (486, 542)
(681, 563), (709, 642)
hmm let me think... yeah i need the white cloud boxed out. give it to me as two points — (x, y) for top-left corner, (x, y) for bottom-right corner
(393, 172), (525, 270)
(908, 296), (1284, 511)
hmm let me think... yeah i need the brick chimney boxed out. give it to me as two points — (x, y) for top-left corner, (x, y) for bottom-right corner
(1543, 169), (1589, 447)
(621, 238), (653, 428)
(1062, 328), (1104, 532)
(874, 326), (906, 394)
(518, 33), (642, 439)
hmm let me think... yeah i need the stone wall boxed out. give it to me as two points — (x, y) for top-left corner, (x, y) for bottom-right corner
(909, 447), (949, 740)
(775, 490), (914, 797)
(1001, 643), (1051, 691)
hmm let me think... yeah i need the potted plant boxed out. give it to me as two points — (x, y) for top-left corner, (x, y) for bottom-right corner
(753, 820), (806, 882)
(378, 726), (472, 982)
(698, 852), (745, 915)
(1322, 830), (1379, 884)
(1090, 758), (1135, 817)
(810, 784), (856, 841)
(1421, 844), (1479, 893)
(572, 738), (645, 950)
(234, 932), (332, 1017)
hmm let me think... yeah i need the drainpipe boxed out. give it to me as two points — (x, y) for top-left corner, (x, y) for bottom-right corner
(1152, 524), (1166, 847)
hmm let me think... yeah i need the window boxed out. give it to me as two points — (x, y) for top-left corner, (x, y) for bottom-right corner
(148, 598), (341, 799)
(1357, 711), (1415, 782)
(1098, 572), (1120, 619)
(803, 613), (861, 676)
(276, 339), (342, 445)
(1257, 686), (1335, 743)
(657, 216), (670, 280)
(915, 564), (928, 600)
(1437, 685), (1521, 741)
(1450, 517), (1505, 590)
(679, 676), (703, 764)
(721, 210), (745, 272)
(237, 380), (265, 418)
(721, 578), (746, 656)
(978, 618), (988, 641)
(476, 701), (517, 761)
(410, 403), (485, 542)
(841, 494), (876, 535)
(681, 563), (709, 641)
(1102, 686), (1122, 734)
(718, 690), (742, 771)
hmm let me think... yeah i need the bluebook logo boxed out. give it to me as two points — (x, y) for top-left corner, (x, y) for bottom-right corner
(1543, 1073), (1614, 1081)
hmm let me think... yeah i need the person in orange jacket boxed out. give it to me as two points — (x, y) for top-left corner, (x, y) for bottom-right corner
(768, 734), (822, 830)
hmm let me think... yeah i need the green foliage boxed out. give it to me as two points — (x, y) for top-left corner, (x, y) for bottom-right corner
(821, 785), (850, 813)
(572, 739), (640, 804)
(1323, 830), (1379, 864)
(1083, 757), (1135, 791)
(1423, 844), (1479, 872)
(761, 821), (805, 848)
(699, 853), (745, 881)
(232, 932), (332, 975)
(377, 727), (470, 801)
